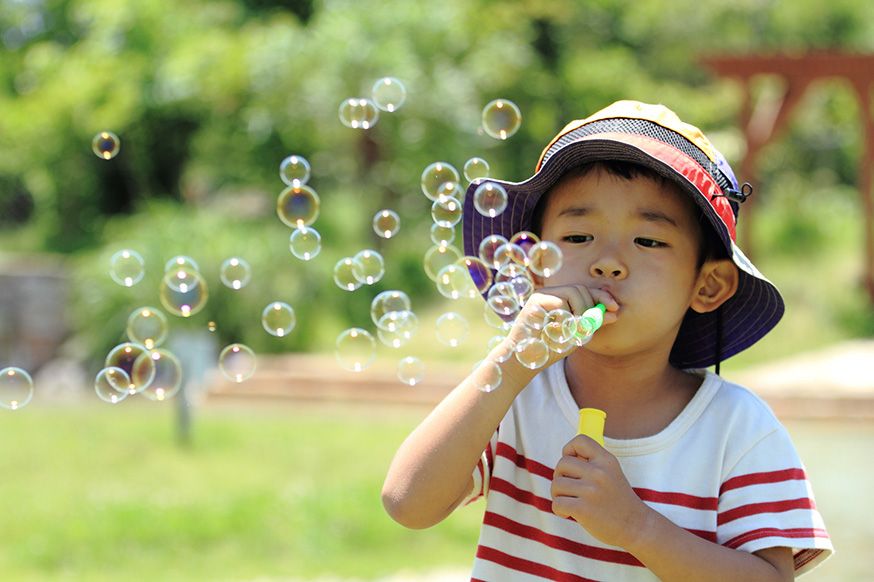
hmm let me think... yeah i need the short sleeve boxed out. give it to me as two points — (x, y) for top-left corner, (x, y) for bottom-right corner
(717, 427), (833, 576)
(460, 428), (499, 506)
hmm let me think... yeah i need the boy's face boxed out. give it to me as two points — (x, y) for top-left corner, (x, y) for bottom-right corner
(539, 167), (708, 360)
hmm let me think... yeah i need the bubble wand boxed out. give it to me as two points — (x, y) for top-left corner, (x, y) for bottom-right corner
(571, 304), (607, 446)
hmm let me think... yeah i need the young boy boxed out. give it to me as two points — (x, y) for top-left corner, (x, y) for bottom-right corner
(382, 100), (832, 580)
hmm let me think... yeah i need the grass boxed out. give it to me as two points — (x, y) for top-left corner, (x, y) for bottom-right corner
(0, 402), (483, 581)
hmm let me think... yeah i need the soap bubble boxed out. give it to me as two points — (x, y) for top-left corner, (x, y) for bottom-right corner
(262, 301), (296, 337)
(92, 131), (120, 160)
(542, 330), (576, 356)
(423, 243), (462, 281)
(140, 349), (183, 401)
(338, 97), (379, 129)
(528, 241), (563, 278)
(463, 157), (490, 182)
(473, 182), (508, 218)
(371, 77), (407, 112)
(279, 155), (311, 187)
(289, 225), (322, 260)
(371, 290), (412, 328)
(397, 356), (425, 386)
(435, 312), (469, 347)
(436, 264), (477, 300)
(334, 258), (362, 291)
(377, 310), (418, 348)
(514, 337), (550, 369)
(483, 305), (513, 331)
(488, 336), (515, 363)
(435, 181), (464, 201)
(207, 321), (217, 333)
(458, 256), (493, 294)
(519, 303), (549, 332)
(420, 162), (460, 201)
(335, 328), (376, 372)
(160, 267), (209, 317)
(219, 343), (257, 383)
(164, 255), (199, 273)
(105, 342), (156, 394)
(0, 367), (34, 410)
(487, 282), (521, 317)
(478, 234), (509, 269)
(94, 367), (130, 404)
(494, 242), (527, 269)
(482, 99), (522, 140)
(510, 231), (540, 256)
(352, 249), (385, 285)
(473, 360), (502, 393)
(220, 257), (252, 290)
(277, 184), (320, 228)
(126, 306), (168, 349)
(109, 249), (145, 287)
(373, 209), (401, 239)
(542, 309), (576, 344)
(430, 223), (455, 246)
(431, 195), (463, 228)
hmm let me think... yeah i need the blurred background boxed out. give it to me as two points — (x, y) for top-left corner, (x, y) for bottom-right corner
(0, 0), (872, 579)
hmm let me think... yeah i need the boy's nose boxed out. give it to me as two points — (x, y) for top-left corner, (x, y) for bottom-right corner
(590, 259), (627, 279)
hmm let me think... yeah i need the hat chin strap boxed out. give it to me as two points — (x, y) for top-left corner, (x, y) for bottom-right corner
(714, 306), (723, 376)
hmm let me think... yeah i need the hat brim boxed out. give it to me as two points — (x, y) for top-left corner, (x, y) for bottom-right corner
(462, 135), (784, 368)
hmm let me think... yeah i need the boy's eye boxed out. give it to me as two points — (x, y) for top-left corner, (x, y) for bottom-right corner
(635, 237), (668, 248)
(563, 234), (593, 244)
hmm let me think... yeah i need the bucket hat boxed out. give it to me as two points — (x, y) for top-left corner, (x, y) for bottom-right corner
(462, 100), (784, 369)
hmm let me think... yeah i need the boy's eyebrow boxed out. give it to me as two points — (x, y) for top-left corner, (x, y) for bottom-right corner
(556, 206), (592, 218)
(637, 208), (680, 228)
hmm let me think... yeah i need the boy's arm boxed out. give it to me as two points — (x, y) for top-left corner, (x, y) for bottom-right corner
(552, 436), (794, 581)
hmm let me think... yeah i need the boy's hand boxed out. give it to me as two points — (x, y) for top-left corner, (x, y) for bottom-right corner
(551, 435), (651, 549)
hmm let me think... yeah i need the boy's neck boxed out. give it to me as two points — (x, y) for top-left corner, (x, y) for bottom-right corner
(563, 349), (703, 440)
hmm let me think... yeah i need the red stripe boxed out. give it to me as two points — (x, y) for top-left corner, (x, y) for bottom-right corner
(476, 545), (599, 581)
(687, 528), (719, 543)
(496, 442), (553, 480)
(720, 468), (807, 495)
(794, 548), (825, 571)
(633, 487), (718, 511)
(483, 510), (644, 567)
(718, 498), (816, 525)
(724, 527), (830, 550)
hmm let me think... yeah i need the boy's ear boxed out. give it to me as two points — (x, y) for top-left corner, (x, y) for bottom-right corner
(690, 259), (738, 314)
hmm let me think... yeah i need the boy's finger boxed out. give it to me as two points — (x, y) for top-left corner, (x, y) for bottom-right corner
(553, 454), (590, 479)
(561, 434), (604, 460)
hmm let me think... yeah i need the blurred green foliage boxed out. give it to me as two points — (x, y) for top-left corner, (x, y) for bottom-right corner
(2, 0), (874, 361)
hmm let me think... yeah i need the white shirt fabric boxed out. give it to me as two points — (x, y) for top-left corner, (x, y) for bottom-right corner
(465, 362), (833, 580)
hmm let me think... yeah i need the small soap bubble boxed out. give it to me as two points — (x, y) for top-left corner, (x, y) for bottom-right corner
(487, 281), (521, 317)
(397, 356), (425, 386)
(377, 311), (418, 348)
(220, 257), (252, 290)
(528, 240), (563, 278)
(126, 306), (169, 349)
(335, 328), (376, 372)
(352, 249), (385, 285)
(371, 290), (412, 328)
(505, 272), (534, 305)
(338, 97), (380, 129)
(94, 367), (130, 404)
(92, 131), (120, 160)
(279, 155), (311, 187)
(334, 257), (363, 291)
(423, 243), (462, 281)
(494, 242), (528, 269)
(109, 249), (145, 287)
(520, 303), (549, 332)
(207, 321), (217, 333)
(219, 343), (257, 383)
(510, 231), (540, 255)
(164, 255), (199, 273)
(160, 267), (209, 317)
(373, 209), (401, 239)
(463, 157), (490, 182)
(488, 336), (515, 363)
(542, 329), (576, 356)
(104, 342), (156, 394)
(289, 225), (322, 260)
(474, 182), (508, 218)
(262, 301), (296, 337)
(277, 184), (321, 228)
(482, 99), (522, 140)
(458, 256), (493, 294)
(478, 234), (509, 269)
(140, 349), (183, 402)
(483, 305), (513, 331)
(435, 181), (463, 201)
(435, 312), (469, 347)
(431, 195), (463, 228)
(0, 367), (34, 410)
(420, 162), (460, 201)
(514, 337), (550, 369)
(473, 360), (502, 393)
(430, 223), (455, 246)
(371, 77), (407, 112)
(436, 264), (477, 300)
(542, 309), (576, 343)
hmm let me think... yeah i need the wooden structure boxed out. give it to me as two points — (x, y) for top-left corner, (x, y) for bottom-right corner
(701, 53), (874, 303)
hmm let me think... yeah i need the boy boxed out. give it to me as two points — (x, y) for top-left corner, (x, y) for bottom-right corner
(382, 101), (832, 580)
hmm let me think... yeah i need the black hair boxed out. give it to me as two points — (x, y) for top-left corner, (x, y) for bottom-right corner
(529, 160), (727, 269)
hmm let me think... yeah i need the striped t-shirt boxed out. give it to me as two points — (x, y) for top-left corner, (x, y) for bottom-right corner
(465, 363), (832, 580)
